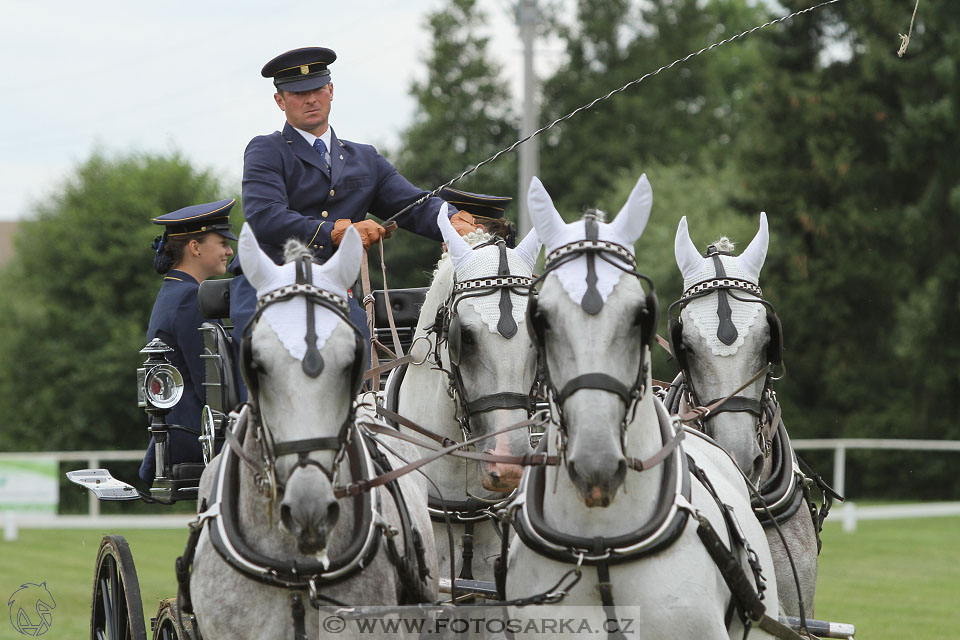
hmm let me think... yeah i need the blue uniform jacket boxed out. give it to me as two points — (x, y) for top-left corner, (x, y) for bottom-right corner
(241, 123), (447, 264)
(139, 269), (207, 481)
(229, 123), (451, 402)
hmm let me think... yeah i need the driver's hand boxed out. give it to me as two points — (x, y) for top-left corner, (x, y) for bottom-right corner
(332, 219), (391, 249)
(450, 210), (480, 236)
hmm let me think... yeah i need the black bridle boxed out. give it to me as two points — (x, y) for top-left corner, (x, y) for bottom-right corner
(238, 255), (367, 502)
(667, 246), (784, 450)
(527, 214), (660, 446)
(431, 238), (535, 437)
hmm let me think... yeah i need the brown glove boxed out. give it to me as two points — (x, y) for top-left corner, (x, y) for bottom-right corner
(450, 210), (480, 236)
(331, 219), (392, 249)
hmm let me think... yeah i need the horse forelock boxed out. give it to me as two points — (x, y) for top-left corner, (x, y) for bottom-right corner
(282, 238), (315, 264)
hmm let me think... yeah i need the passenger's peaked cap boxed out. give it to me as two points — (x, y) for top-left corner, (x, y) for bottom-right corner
(438, 187), (512, 221)
(152, 199), (237, 241)
(262, 47), (337, 92)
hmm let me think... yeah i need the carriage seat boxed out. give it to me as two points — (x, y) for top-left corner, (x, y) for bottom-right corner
(198, 278), (232, 320)
(200, 322), (241, 417)
(171, 462), (205, 481)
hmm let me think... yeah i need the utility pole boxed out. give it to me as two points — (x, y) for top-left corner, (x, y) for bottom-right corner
(516, 0), (539, 238)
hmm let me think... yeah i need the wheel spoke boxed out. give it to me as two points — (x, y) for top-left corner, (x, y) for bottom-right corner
(110, 555), (121, 640)
(99, 574), (114, 639)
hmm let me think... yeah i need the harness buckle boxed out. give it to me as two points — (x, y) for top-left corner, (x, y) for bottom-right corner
(374, 511), (399, 538)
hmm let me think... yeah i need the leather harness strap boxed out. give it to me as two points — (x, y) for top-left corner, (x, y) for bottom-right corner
(362, 419), (556, 467)
(673, 365), (771, 425)
(557, 372), (633, 406)
(337, 418), (544, 498)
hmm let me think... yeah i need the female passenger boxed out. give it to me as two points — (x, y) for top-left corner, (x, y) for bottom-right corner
(138, 199), (236, 481)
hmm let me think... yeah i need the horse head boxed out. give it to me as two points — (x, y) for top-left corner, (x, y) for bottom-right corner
(673, 213), (774, 484)
(433, 204), (541, 491)
(527, 175), (656, 507)
(240, 223), (365, 555)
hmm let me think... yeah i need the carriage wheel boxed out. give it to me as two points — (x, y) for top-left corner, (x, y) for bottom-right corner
(90, 535), (147, 640)
(152, 598), (191, 640)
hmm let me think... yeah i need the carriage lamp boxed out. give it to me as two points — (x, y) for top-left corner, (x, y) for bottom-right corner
(138, 338), (184, 483)
(138, 338), (184, 411)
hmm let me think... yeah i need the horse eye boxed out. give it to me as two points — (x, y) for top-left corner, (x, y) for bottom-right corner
(461, 329), (476, 346)
(534, 310), (551, 331)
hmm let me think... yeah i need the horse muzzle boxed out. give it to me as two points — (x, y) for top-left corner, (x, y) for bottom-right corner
(567, 456), (627, 507)
(278, 466), (340, 555)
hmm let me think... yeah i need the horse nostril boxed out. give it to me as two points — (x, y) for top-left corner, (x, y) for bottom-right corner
(280, 504), (294, 532)
(614, 459), (627, 484)
(752, 454), (764, 482)
(325, 500), (340, 528)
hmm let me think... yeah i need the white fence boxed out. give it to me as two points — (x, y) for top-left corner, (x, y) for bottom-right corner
(0, 449), (194, 541)
(792, 438), (960, 531)
(2, 440), (960, 538)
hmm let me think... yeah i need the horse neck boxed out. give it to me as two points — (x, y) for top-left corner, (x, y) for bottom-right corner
(397, 258), (475, 497)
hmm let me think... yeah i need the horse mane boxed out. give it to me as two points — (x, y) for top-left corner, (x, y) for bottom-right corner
(584, 208), (607, 222)
(283, 238), (315, 264)
(712, 237), (736, 253)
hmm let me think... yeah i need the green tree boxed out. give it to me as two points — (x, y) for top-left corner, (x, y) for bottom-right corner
(380, 0), (518, 289)
(538, 0), (770, 215)
(731, 2), (960, 497)
(0, 151), (231, 452)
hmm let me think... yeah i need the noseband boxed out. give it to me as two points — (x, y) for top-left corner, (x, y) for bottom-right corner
(432, 238), (535, 437)
(667, 246), (784, 450)
(528, 216), (659, 443)
(239, 255), (367, 501)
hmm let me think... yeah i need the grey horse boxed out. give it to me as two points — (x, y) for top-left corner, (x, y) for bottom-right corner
(670, 213), (819, 618)
(505, 176), (781, 639)
(189, 224), (437, 640)
(388, 204), (540, 597)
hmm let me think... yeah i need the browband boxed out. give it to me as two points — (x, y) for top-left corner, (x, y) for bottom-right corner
(255, 283), (350, 315)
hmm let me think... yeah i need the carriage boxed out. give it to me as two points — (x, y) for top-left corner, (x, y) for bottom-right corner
(67, 275), (431, 640)
(68, 203), (856, 640)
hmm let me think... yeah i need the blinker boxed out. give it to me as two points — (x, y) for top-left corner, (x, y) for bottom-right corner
(448, 313), (462, 367)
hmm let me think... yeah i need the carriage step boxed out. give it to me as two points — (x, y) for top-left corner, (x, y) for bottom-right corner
(780, 616), (855, 639)
(438, 578), (499, 599)
(66, 469), (140, 501)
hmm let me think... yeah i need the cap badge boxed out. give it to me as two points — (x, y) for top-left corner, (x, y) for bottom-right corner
(300, 65), (310, 75)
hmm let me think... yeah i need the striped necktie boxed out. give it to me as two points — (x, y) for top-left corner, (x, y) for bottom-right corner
(313, 138), (330, 174)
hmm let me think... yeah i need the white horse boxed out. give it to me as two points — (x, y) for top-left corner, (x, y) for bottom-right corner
(189, 224), (437, 640)
(387, 204), (541, 595)
(506, 176), (781, 639)
(670, 214), (820, 618)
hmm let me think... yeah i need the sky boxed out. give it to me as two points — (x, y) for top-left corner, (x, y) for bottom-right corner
(0, 1), (560, 221)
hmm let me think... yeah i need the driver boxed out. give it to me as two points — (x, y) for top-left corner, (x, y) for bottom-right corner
(229, 46), (480, 389)
(139, 200), (236, 482)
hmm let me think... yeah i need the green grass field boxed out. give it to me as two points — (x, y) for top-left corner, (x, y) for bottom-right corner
(1, 517), (957, 639)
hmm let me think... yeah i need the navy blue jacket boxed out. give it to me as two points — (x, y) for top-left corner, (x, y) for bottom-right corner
(241, 123), (447, 265)
(139, 270), (206, 481)
(229, 123), (450, 399)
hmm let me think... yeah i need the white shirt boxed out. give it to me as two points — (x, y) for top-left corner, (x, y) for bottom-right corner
(292, 125), (332, 161)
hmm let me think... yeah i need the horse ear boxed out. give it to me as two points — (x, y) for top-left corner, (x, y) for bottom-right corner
(609, 174), (653, 244)
(674, 216), (703, 281)
(437, 202), (474, 270)
(239, 223), (283, 293)
(514, 228), (541, 271)
(527, 176), (567, 250)
(321, 225), (363, 292)
(739, 211), (769, 281)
